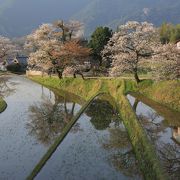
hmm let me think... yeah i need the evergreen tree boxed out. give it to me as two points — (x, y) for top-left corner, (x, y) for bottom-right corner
(175, 24), (180, 41)
(88, 26), (112, 66)
(160, 23), (180, 44)
(160, 23), (171, 44)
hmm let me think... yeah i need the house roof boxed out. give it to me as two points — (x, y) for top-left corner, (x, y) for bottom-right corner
(16, 56), (28, 65)
(6, 59), (14, 64)
(6, 56), (28, 65)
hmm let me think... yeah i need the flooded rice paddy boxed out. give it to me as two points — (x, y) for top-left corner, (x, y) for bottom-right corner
(36, 97), (142, 180)
(0, 75), (81, 179)
(127, 93), (180, 179)
(0, 75), (142, 179)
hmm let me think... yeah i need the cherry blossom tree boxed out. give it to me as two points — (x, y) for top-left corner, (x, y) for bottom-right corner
(102, 21), (159, 83)
(152, 43), (180, 80)
(26, 24), (63, 76)
(54, 40), (91, 79)
(26, 21), (90, 79)
(0, 36), (17, 63)
(25, 23), (54, 53)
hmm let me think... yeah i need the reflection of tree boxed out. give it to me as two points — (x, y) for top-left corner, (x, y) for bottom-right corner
(158, 143), (180, 180)
(103, 128), (130, 149)
(85, 98), (141, 177)
(85, 99), (118, 130)
(137, 113), (180, 179)
(27, 97), (81, 146)
(132, 97), (180, 179)
(103, 128), (141, 178)
(138, 113), (166, 142)
(112, 150), (140, 177)
(138, 114), (180, 179)
(132, 98), (139, 111)
(0, 76), (15, 97)
(132, 97), (168, 142)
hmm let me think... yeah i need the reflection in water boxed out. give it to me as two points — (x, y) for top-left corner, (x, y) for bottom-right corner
(27, 91), (81, 146)
(112, 149), (139, 177)
(127, 94), (180, 179)
(158, 143), (180, 178)
(138, 113), (166, 142)
(36, 99), (142, 180)
(86, 99), (118, 130)
(88, 99), (141, 178)
(103, 128), (140, 177)
(0, 75), (83, 179)
(0, 76), (16, 98)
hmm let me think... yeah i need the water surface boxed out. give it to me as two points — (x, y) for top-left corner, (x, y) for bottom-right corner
(36, 98), (142, 180)
(0, 75), (82, 179)
(127, 93), (180, 179)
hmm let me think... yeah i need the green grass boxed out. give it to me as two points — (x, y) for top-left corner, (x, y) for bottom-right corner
(29, 76), (167, 180)
(31, 76), (178, 112)
(0, 98), (7, 113)
(137, 80), (180, 112)
(123, 79), (180, 112)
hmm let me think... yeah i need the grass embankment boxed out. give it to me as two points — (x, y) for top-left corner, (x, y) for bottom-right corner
(29, 76), (166, 180)
(124, 79), (180, 112)
(119, 81), (166, 180)
(0, 98), (7, 113)
(139, 80), (180, 112)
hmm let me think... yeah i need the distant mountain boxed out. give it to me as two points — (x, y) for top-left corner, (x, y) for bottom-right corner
(0, 0), (180, 37)
(0, 0), (91, 37)
(72, 0), (180, 36)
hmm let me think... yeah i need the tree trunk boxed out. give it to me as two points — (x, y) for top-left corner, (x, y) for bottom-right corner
(74, 72), (85, 80)
(133, 98), (139, 112)
(41, 70), (44, 77)
(57, 69), (62, 79)
(80, 73), (85, 80)
(71, 102), (75, 116)
(47, 69), (52, 78)
(99, 58), (102, 66)
(134, 71), (141, 83)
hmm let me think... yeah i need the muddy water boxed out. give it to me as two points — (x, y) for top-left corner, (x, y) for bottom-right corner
(0, 75), (82, 179)
(127, 93), (180, 179)
(36, 98), (142, 180)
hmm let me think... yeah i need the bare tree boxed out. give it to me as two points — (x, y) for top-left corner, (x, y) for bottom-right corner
(66, 20), (84, 40)
(53, 20), (83, 42)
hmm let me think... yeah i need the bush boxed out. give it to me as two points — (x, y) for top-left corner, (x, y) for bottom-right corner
(6, 63), (22, 72)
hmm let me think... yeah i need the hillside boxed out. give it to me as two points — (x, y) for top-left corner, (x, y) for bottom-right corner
(0, 0), (179, 37)
(0, 0), (91, 37)
(73, 0), (180, 36)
